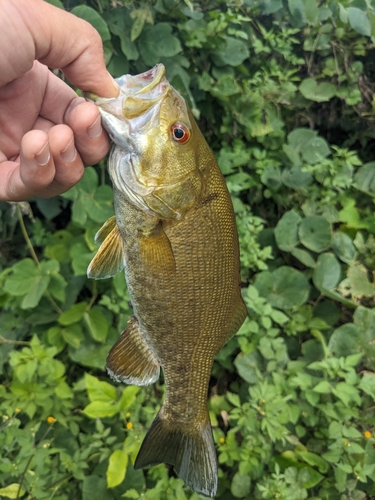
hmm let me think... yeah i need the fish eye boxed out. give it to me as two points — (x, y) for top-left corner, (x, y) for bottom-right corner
(171, 123), (190, 144)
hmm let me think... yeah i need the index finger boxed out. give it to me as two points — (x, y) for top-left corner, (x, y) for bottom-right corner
(1, 0), (119, 98)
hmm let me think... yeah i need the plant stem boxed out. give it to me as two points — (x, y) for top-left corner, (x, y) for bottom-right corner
(0, 335), (30, 346)
(16, 205), (39, 265)
(16, 205), (63, 315)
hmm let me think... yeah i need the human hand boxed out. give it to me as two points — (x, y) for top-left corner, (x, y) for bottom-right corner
(0, 0), (119, 202)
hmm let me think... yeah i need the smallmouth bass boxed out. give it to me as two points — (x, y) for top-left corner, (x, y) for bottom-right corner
(86, 64), (247, 497)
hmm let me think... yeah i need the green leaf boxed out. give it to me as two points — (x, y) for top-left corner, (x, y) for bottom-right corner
(83, 400), (118, 418)
(107, 52), (129, 78)
(347, 7), (371, 37)
(329, 323), (360, 357)
(286, 128), (330, 166)
(254, 266), (310, 310)
(299, 466), (324, 488)
(299, 216), (331, 252)
(347, 261), (375, 298)
(71, 242), (96, 276)
(281, 166), (313, 188)
(107, 449), (128, 488)
(335, 467), (348, 493)
(301, 137), (330, 165)
(70, 337), (113, 369)
(58, 302), (87, 326)
(261, 165), (282, 190)
(4, 259), (38, 296)
(0, 484), (26, 499)
(71, 6), (111, 41)
(61, 324), (84, 349)
(130, 8), (149, 42)
(270, 310), (289, 325)
(274, 211), (301, 251)
(296, 451), (329, 473)
(300, 78), (336, 102)
(291, 248), (316, 268)
(359, 373), (375, 398)
(313, 253), (341, 291)
(85, 185), (114, 224)
(332, 232), (356, 264)
(212, 38), (250, 67)
(288, 128), (316, 151)
(354, 162), (375, 196)
(234, 351), (261, 384)
(288, 0), (306, 25)
(48, 273), (67, 303)
(83, 307), (109, 343)
(85, 373), (117, 402)
(231, 472), (251, 498)
(333, 382), (361, 406)
(313, 380), (331, 393)
(118, 386), (140, 412)
(82, 476), (110, 500)
(21, 275), (50, 309)
(138, 23), (181, 66)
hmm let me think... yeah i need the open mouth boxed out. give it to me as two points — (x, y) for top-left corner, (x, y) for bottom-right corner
(85, 64), (169, 121)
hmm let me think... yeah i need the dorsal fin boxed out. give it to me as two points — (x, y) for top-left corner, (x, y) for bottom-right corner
(87, 219), (124, 279)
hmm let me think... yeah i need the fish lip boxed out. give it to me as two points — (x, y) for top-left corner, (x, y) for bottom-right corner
(83, 63), (169, 108)
(122, 63), (166, 96)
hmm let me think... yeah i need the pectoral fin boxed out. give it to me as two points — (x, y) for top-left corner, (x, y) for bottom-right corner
(94, 215), (117, 244)
(106, 316), (160, 386)
(87, 220), (124, 279)
(139, 225), (176, 274)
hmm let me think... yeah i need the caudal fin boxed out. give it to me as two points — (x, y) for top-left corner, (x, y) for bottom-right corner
(134, 413), (218, 497)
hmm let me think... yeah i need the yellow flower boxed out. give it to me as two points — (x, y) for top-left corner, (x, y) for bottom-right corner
(126, 412), (131, 417)
(219, 437), (225, 444)
(15, 408), (21, 414)
(364, 431), (372, 439)
(47, 416), (56, 424)
(126, 422), (133, 430)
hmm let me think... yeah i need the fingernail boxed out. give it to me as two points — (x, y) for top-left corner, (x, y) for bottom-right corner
(35, 142), (50, 166)
(87, 115), (102, 139)
(61, 137), (77, 162)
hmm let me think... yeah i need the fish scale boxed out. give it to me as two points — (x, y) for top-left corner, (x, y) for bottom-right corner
(85, 64), (247, 497)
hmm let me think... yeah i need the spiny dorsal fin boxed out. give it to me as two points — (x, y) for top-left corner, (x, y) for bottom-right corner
(94, 215), (117, 244)
(87, 221), (124, 279)
(106, 316), (160, 386)
(134, 413), (217, 497)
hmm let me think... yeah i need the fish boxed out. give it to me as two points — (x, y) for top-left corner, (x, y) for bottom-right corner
(85, 64), (247, 497)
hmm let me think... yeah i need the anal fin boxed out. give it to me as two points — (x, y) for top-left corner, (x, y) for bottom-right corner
(106, 316), (160, 386)
(87, 220), (124, 279)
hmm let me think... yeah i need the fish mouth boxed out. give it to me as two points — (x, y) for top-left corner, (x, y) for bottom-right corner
(84, 64), (168, 121)
(86, 64), (197, 220)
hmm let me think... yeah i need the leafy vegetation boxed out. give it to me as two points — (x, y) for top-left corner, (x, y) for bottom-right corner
(2, 0), (375, 498)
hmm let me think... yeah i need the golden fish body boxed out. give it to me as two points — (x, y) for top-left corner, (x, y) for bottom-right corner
(86, 65), (247, 497)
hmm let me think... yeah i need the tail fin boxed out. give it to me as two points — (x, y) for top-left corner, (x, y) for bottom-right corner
(134, 413), (218, 497)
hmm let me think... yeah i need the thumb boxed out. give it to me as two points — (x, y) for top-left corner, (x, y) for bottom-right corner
(1, 0), (119, 98)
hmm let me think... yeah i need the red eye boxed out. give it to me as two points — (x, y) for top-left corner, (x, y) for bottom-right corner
(171, 123), (190, 144)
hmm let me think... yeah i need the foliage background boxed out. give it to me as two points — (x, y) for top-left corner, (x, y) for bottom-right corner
(2, 0), (375, 498)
